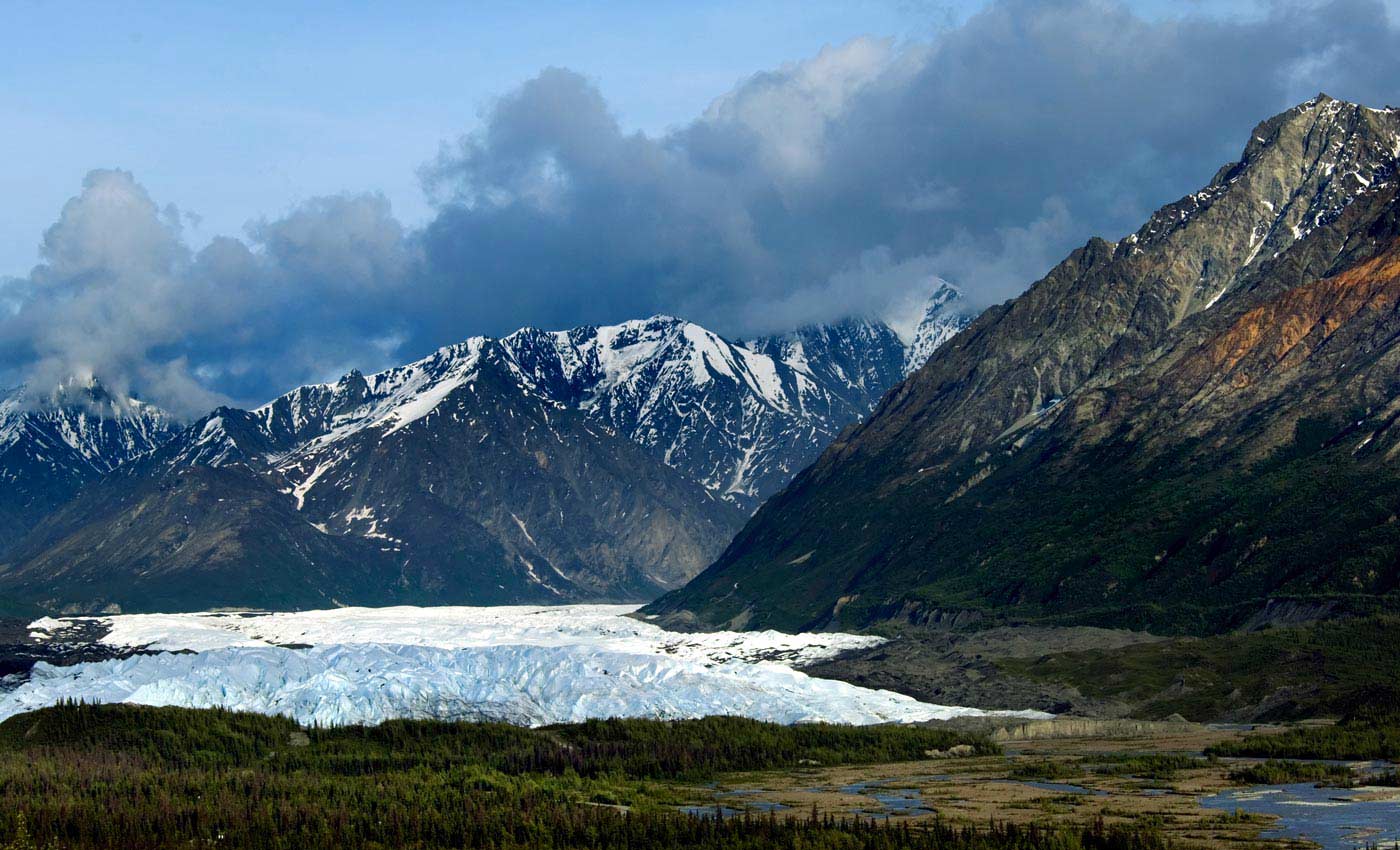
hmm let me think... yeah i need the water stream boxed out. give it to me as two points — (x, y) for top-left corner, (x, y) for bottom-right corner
(1200, 783), (1400, 849)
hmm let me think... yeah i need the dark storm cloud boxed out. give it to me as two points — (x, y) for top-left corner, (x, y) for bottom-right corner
(415, 0), (1400, 342)
(4, 0), (1399, 415)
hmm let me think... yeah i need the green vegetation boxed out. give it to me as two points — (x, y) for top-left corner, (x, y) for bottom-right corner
(653, 397), (1400, 637)
(999, 616), (1400, 721)
(1207, 707), (1400, 761)
(1089, 754), (1209, 780)
(1006, 754), (1209, 787)
(1009, 759), (1080, 780)
(0, 703), (1170, 850)
(1203, 706), (1400, 787)
(879, 430), (1400, 635)
(1225, 759), (1355, 786)
(0, 702), (998, 779)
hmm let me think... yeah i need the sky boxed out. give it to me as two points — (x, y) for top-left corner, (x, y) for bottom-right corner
(2, 0), (1399, 415)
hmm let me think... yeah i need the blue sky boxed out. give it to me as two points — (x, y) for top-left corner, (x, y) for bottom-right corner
(2, 0), (1265, 277)
(2, 0), (1397, 414)
(2, 1), (928, 276)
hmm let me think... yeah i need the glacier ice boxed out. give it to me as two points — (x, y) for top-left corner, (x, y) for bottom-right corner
(14, 605), (1050, 727)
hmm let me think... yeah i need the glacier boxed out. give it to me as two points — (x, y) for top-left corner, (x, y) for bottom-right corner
(14, 604), (1049, 727)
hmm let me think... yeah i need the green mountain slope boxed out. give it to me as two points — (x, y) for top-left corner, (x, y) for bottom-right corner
(645, 96), (1400, 634)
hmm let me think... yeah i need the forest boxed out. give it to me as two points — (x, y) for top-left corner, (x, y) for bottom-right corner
(1207, 704), (1400, 761)
(0, 703), (1168, 850)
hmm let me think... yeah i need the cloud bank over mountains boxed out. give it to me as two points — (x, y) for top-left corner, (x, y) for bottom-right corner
(3, 0), (1399, 415)
(0, 170), (412, 415)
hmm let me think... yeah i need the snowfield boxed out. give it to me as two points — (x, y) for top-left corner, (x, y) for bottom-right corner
(12, 605), (1050, 727)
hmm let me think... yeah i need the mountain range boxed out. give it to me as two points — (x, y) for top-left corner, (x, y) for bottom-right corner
(645, 95), (1400, 636)
(0, 380), (174, 553)
(0, 287), (973, 613)
(20, 95), (1398, 637)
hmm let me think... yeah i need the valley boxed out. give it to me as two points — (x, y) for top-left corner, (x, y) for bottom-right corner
(8, 4), (1400, 846)
(668, 719), (1400, 850)
(3, 602), (1398, 849)
(0, 699), (1395, 849)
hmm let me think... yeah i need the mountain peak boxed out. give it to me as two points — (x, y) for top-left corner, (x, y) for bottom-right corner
(1293, 92), (1397, 113)
(3, 375), (167, 423)
(638, 313), (688, 326)
(0, 293), (980, 609)
(644, 95), (1400, 636)
(0, 377), (177, 547)
(1116, 95), (1400, 317)
(902, 283), (976, 374)
(48, 375), (122, 415)
(1241, 93), (1400, 163)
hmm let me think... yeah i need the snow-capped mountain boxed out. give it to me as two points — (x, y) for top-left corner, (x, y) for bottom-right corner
(901, 283), (975, 374)
(500, 316), (899, 509)
(1, 347), (743, 613)
(0, 286), (977, 612)
(182, 286), (974, 515)
(0, 379), (174, 553)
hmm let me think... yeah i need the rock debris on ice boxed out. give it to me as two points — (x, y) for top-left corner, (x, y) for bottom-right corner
(15, 604), (1049, 727)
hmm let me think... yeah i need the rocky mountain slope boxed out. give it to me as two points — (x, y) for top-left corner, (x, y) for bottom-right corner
(498, 289), (972, 511)
(0, 380), (174, 554)
(0, 290), (972, 613)
(645, 95), (1400, 635)
(0, 346), (741, 612)
(501, 316), (900, 512)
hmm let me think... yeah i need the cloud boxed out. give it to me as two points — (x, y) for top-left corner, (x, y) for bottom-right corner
(416, 0), (1400, 340)
(5, 0), (1400, 415)
(0, 170), (413, 416)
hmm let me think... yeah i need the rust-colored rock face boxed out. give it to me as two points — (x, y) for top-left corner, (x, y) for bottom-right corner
(1203, 243), (1400, 379)
(648, 97), (1400, 634)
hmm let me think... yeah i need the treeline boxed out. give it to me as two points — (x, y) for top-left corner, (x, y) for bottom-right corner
(0, 808), (1169, 850)
(1207, 705), (1400, 761)
(1225, 759), (1354, 785)
(0, 703), (1172, 850)
(4, 702), (994, 778)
